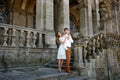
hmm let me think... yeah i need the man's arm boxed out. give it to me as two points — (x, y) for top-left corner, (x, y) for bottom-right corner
(69, 35), (73, 43)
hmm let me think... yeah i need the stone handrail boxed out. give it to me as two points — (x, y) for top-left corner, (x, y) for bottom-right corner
(0, 23), (45, 48)
(81, 31), (120, 62)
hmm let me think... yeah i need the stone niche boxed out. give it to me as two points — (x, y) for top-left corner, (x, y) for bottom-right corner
(0, 47), (57, 69)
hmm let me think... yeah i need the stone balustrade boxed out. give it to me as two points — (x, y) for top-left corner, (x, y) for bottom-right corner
(106, 32), (120, 48)
(82, 31), (120, 63)
(0, 23), (45, 48)
(75, 31), (120, 80)
(82, 32), (105, 62)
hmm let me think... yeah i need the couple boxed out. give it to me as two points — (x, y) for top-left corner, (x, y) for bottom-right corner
(56, 28), (73, 73)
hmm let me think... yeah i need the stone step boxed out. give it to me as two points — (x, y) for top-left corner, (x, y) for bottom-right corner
(51, 61), (74, 65)
(36, 71), (79, 80)
(66, 76), (88, 80)
(46, 64), (75, 70)
(0, 67), (80, 80)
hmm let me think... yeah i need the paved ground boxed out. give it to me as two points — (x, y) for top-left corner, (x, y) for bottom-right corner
(0, 66), (88, 80)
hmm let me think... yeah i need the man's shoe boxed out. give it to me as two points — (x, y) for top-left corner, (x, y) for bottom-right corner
(65, 70), (71, 73)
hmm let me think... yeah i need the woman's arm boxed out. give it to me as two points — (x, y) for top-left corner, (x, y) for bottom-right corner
(59, 37), (66, 44)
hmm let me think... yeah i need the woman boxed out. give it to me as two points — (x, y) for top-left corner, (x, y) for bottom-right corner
(56, 31), (66, 72)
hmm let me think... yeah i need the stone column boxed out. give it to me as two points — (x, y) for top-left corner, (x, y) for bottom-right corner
(74, 43), (86, 75)
(35, 0), (46, 48)
(86, 0), (93, 37)
(79, 1), (88, 38)
(56, 0), (70, 32)
(36, 0), (45, 30)
(44, 0), (56, 48)
(79, 0), (93, 38)
(74, 44), (84, 68)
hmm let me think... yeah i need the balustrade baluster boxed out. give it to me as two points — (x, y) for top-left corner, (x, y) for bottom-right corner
(3, 27), (8, 46)
(32, 32), (37, 48)
(11, 29), (16, 47)
(26, 31), (31, 47)
(19, 30), (24, 47)
(38, 33), (43, 48)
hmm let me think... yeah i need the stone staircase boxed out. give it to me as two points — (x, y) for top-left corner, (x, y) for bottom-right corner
(0, 66), (88, 80)
(44, 49), (88, 80)
(41, 32), (120, 80)
(80, 32), (120, 80)
(45, 48), (75, 70)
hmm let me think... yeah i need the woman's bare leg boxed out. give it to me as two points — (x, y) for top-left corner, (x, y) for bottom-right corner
(61, 59), (63, 70)
(58, 59), (61, 72)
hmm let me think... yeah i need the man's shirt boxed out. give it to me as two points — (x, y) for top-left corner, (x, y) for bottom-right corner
(63, 34), (73, 50)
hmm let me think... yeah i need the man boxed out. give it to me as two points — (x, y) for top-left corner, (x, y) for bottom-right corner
(63, 28), (73, 73)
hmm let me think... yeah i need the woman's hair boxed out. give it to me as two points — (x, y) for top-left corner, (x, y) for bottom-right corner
(56, 31), (61, 43)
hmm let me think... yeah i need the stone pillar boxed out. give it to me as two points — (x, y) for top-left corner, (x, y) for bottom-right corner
(35, 0), (44, 46)
(86, 0), (93, 37)
(44, 0), (56, 48)
(79, 1), (88, 38)
(87, 59), (97, 80)
(74, 42), (88, 75)
(36, 0), (45, 30)
(56, 0), (70, 32)
(79, 0), (93, 38)
(74, 44), (84, 69)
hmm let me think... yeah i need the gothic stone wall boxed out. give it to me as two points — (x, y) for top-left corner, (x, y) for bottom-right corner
(0, 47), (57, 69)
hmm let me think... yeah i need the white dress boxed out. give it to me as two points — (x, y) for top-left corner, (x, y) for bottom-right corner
(57, 37), (66, 59)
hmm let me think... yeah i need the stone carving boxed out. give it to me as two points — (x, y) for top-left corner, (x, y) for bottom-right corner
(99, 2), (107, 20)
(111, 0), (120, 10)
(99, 1), (107, 30)
(1, 51), (17, 69)
(18, 49), (31, 64)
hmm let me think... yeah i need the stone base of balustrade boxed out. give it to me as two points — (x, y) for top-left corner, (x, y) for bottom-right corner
(0, 47), (57, 69)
